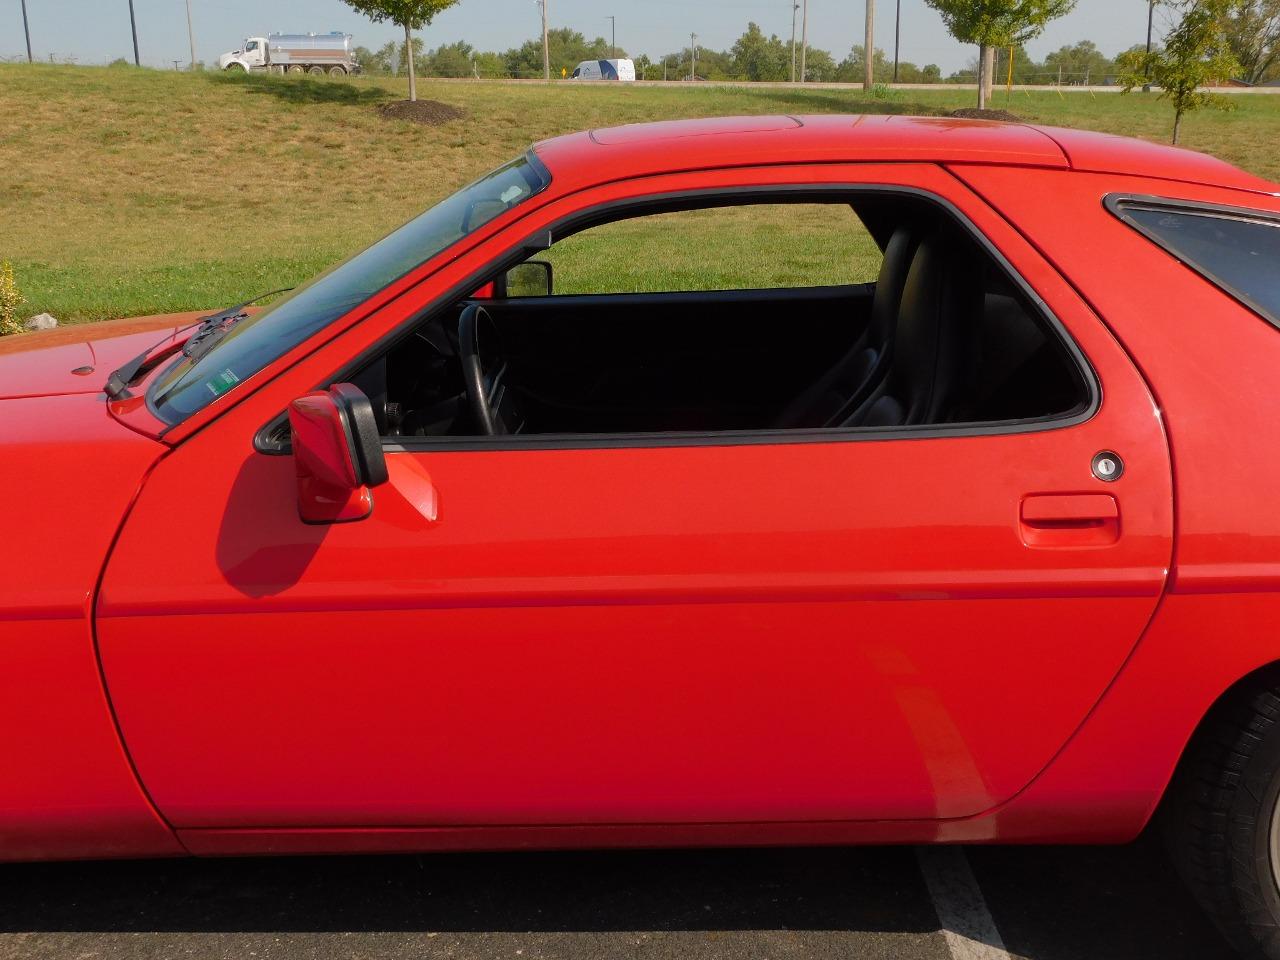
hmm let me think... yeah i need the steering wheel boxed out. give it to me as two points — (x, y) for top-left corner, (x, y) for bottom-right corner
(458, 302), (514, 436)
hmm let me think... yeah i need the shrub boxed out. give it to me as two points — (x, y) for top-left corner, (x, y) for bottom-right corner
(0, 261), (26, 336)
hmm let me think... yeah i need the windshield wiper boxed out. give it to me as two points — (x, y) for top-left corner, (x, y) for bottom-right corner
(103, 288), (293, 401)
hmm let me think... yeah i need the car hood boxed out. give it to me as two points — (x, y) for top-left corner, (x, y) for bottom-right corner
(0, 312), (208, 400)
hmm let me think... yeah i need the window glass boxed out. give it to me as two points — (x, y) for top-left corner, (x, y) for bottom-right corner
(540, 204), (883, 294)
(364, 195), (1089, 442)
(149, 153), (549, 425)
(1119, 202), (1280, 327)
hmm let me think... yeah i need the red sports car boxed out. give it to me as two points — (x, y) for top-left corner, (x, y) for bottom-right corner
(4, 115), (1280, 955)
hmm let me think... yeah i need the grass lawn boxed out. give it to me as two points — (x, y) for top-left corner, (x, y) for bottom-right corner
(2, 63), (1278, 324)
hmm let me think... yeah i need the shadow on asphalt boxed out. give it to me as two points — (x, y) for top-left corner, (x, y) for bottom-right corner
(0, 838), (1237, 959)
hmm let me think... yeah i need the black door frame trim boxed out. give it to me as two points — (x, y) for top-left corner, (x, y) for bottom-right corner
(256, 181), (1101, 455)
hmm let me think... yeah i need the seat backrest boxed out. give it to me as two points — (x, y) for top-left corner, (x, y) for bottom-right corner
(844, 228), (984, 429)
(771, 225), (919, 429)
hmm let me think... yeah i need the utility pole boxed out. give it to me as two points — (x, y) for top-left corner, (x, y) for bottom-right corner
(185, 0), (197, 69)
(127, 0), (140, 66)
(1144, 0), (1155, 91)
(689, 32), (697, 80)
(864, 0), (875, 91)
(893, 0), (901, 83)
(20, 0), (33, 62)
(799, 0), (808, 82)
(607, 15), (615, 59)
(539, 0), (549, 81)
(790, 1), (799, 82)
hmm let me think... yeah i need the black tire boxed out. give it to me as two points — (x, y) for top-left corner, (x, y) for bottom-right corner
(1165, 676), (1280, 958)
(307, 65), (324, 75)
(328, 65), (347, 76)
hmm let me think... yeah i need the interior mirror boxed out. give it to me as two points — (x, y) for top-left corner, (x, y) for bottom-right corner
(288, 383), (388, 525)
(497, 260), (553, 298)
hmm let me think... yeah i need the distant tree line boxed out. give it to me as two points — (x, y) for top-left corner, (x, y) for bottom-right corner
(351, 7), (1279, 87)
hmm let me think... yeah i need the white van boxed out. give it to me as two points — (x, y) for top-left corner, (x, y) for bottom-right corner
(570, 58), (636, 81)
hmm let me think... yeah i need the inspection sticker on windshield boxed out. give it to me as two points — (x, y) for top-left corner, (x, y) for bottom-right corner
(206, 368), (241, 397)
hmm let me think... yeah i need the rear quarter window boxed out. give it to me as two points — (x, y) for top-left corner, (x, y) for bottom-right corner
(1108, 196), (1280, 329)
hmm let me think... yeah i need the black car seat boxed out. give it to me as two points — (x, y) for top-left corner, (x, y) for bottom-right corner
(772, 225), (920, 429)
(842, 227), (984, 428)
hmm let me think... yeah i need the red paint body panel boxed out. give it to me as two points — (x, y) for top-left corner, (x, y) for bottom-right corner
(0, 314), (194, 400)
(1034, 124), (1280, 194)
(946, 165), (1280, 839)
(95, 162), (1173, 834)
(5, 117), (1280, 859)
(0, 395), (181, 860)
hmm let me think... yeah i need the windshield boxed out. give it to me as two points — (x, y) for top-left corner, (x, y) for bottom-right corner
(148, 152), (550, 425)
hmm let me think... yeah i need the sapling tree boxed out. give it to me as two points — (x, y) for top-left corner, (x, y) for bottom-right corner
(923, 0), (1077, 108)
(1118, 0), (1241, 144)
(340, 0), (460, 101)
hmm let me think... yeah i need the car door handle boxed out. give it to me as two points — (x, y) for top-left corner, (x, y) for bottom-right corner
(1020, 494), (1119, 547)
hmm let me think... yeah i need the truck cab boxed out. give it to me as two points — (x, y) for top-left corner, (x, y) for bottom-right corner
(570, 58), (637, 81)
(218, 37), (268, 72)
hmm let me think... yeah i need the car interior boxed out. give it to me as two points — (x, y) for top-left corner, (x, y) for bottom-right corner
(349, 194), (1092, 440)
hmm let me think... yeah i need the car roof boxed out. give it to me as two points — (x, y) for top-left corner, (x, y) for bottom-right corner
(532, 114), (1278, 195)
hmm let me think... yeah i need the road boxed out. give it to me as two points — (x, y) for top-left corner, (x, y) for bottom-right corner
(0, 834), (1236, 960)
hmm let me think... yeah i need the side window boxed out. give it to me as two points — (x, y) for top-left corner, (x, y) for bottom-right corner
(363, 194), (1091, 442)
(540, 204), (882, 294)
(1111, 198), (1280, 329)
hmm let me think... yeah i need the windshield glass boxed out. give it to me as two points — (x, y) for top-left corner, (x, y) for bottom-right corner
(149, 152), (550, 425)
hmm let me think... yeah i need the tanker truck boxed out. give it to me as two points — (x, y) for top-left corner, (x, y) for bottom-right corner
(218, 32), (361, 76)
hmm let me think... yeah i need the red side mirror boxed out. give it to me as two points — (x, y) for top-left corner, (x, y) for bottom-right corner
(288, 383), (388, 524)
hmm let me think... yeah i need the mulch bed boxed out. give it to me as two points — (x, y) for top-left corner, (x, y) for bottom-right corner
(948, 107), (1024, 122)
(378, 99), (466, 125)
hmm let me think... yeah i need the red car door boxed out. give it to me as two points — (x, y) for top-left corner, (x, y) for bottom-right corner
(96, 165), (1173, 830)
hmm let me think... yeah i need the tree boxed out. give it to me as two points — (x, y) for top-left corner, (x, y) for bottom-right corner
(923, 0), (1077, 107)
(339, 0), (460, 101)
(803, 47), (838, 81)
(835, 43), (892, 82)
(730, 23), (791, 81)
(427, 40), (474, 76)
(1220, 0), (1280, 83)
(1042, 39), (1116, 84)
(1118, 0), (1241, 143)
(504, 28), (619, 78)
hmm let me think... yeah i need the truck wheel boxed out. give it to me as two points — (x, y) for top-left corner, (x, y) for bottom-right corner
(269, 64), (285, 74)
(328, 66), (347, 77)
(307, 65), (324, 75)
(225, 63), (248, 72)
(287, 65), (304, 74)
(1165, 677), (1280, 958)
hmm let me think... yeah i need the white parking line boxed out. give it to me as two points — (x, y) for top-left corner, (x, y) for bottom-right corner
(916, 846), (1012, 960)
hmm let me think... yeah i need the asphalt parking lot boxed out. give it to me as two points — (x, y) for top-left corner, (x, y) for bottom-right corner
(0, 835), (1236, 960)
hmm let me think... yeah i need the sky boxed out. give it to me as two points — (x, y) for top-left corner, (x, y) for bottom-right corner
(3, 0), (1155, 74)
